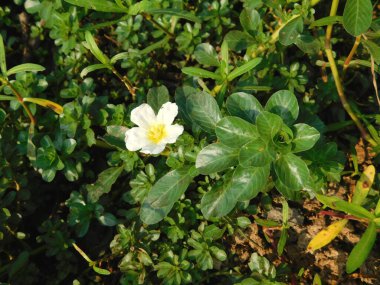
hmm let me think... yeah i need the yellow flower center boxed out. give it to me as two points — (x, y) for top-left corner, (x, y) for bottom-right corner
(147, 124), (167, 144)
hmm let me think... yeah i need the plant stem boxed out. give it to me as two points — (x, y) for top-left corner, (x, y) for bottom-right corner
(111, 67), (136, 100)
(142, 13), (175, 38)
(343, 35), (361, 76)
(0, 76), (36, 125)
(324, 0), (377, 146)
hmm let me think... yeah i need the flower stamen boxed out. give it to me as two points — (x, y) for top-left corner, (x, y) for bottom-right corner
(147, 124), (167, 144)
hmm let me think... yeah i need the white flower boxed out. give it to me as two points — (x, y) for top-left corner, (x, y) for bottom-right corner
(125, 102), (184, 154)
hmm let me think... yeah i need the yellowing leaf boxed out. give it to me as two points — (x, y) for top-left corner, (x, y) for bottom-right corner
(352, 165), (376, 205)
(307, 219), (348, 252)
(23, 97), (63, 115)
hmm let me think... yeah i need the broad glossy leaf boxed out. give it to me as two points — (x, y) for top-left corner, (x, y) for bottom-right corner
(226, 92), (263, 123)
(148, 166), (197, 208)
(229, 165), (270, 201)
(196, 143), (239, 174)
(175, 86), (197, 126)
(64, 0), (128, 12)
(248, 252), (276, 279)
(279, 16), (303, 46)
(140, 202), (173, 225)
(6, 63), (45, 76)
(194, 43), (219, 67)
(201, 181), (238, 219)
(87, 166), (124, 202)
(215, 116), (259, 148)
(274, 177), (300, 200)
(147, 85), (169, 113)
(307, 219), (348, 251)
(346, 221), (377, 273)
(292, 123), (320, 153)
(265, 90), (299, 125)
(225, 30), (255, 51)
(240, 8), (260, 35)
(256, 111), (283, 141)
(274, 153), (309, 189)
(343, 0), (373, 36)
(181, 67), (222, 80)
(239, 139), (274, 167)
(186, 91), (222, 134)
(148, 9), (201, 23)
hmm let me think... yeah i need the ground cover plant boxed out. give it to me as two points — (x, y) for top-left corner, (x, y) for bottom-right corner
(1, 0), (380, 284)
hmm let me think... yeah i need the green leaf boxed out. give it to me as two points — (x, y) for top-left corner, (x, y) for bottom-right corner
(84, 31), (110, 65)
(343, 0), (373, 36)
(186, 91), (222, 134)
(265, 90), (299, 125)
(203, 224), (225, 240)
(0, 34), (6, 76)
(295, 34), (321, 55)
(226, 92), (264, 123)
(6, 63), (45, 76)
(309, 16), (343, 28)
(80, 63), (108, 78)
(274, 153), (309, 190)
(363, 40), (380, 64)
(291, 123), (320, 153)
(92, 265), (111, 275)
(256, 111), (283, 141)
(239, 139), (274, 167)
(201, 181), (238, 219)
(215, 116), (259, 148)
(221, 40), (229, 75)
(194, 43), (220, 67)
(248, 252), (276, 279)
(346, 221), (377, 273)
(181, 67), (222, 80)
(333, 200), (375, 220)
(64, 0), (128, 12)
(147, 85), (170, 113)
(196, 143), (239, 175)
(140, 202), (173, 225)
(87, 166), (124, 203)
(9, 251), (29, 278)
(279, 16), (303, 46)
(175, 86), (197, 126)
(148, 166), (197, 208)
(101, 125), (128, 150)
(229, 165), (270, 201)
(225, 30), (256, 51)
(148, 9), (201, 23)
(227, 58), (262, 81)
(240, 8), (260, 35)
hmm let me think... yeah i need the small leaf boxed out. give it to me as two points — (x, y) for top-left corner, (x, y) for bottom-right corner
(23, 97), (63, 114)
(0, 34), (6, 76)
(226, 92), (263, 123)
(265, 90), (299, 125)
(186, 91), (222, 134)
(346, 221), (377, 273)
(92, 265), (111, 275)
(181, 67), (222, 80)
(292, 123), (320, 153)
(342, 0), (373, 36)
(194, 43), (220, 67)
(215, 116), (259, 148)
(84, 31), (110, 65)
(147, 85), (170, 113)
(6, 63), (45, 76)
(87, 166), (124, 203)
(225, 30), (256, 51)
(148, 9), (201, 23)
(80, 64), (108, 78)
(227, 58), (262, 81)
(9, 251), (29, 278)
(307, 219), (348, 251)
(196, 143), (239, 175)
(239, 139), (274, 167)
(279, 16), (303, 46)
(352, 165), (376, 205)
(310, 16), (343, 28)
(240, 8), (261, 35)
(274, 153), (309, 190)
(64, 0), (128, 12)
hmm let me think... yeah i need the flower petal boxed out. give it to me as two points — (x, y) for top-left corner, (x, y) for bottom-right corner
(157, 102), (178, 125)
(140, 143), (167, 155)
(162, 124), (184, 144)
(125, 127), (150, 151)
(131, 103), (156, 128)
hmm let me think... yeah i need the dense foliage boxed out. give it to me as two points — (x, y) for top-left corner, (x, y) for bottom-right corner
(0, 0), (380, 284)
